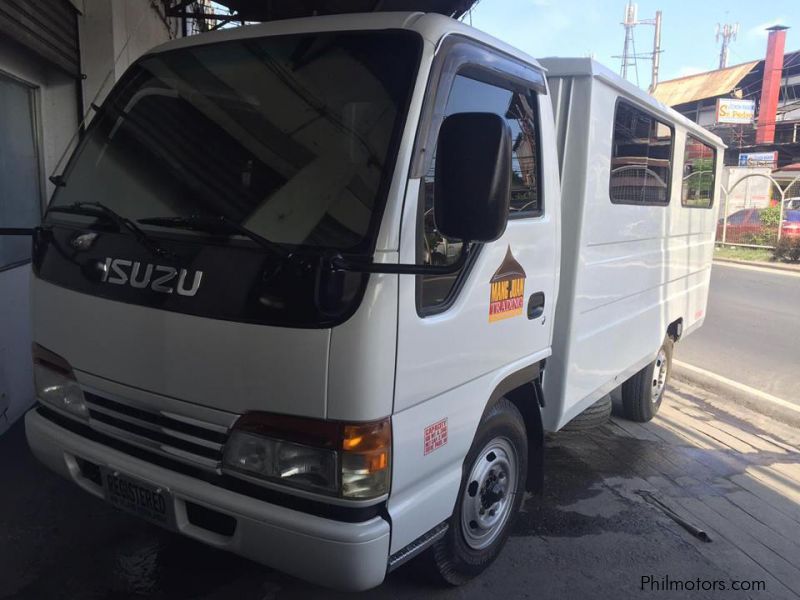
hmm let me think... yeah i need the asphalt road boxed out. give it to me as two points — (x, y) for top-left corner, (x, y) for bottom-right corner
(676, 262), (800, 403)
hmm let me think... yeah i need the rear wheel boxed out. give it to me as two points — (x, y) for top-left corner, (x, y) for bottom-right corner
(621, 338), (673, 422)
(431, 399), (527, 585)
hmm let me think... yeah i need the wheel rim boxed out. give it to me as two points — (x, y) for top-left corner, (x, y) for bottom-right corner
(651, 347), (669, 404)
(460, 437), (518, 550)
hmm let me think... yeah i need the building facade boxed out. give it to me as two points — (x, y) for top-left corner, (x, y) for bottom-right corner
(652, 27), (800, 170)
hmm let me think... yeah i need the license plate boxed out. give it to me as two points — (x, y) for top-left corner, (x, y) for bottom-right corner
(101, 468), (175, 529)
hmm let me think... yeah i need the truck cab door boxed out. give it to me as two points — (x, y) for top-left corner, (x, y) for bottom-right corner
(387, 41), (559, 554)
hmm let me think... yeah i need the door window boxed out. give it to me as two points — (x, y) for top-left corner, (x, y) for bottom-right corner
(0, 73), (41, 270)
(419, 73), (541, 312)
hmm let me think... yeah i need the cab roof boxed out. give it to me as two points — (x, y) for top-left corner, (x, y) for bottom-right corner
(150, 11), (543, 74)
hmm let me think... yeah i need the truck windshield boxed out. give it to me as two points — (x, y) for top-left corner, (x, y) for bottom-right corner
(48, 30), (421, 254)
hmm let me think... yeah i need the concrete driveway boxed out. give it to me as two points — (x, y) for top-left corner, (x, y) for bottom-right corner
(2, 377), (798, 599)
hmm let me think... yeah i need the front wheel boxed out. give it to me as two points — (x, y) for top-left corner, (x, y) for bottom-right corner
(621, 338), (673, 422)
(431, 398), (528, 585)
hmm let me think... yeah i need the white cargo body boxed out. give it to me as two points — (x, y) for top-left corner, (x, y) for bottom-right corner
(5, 11), (725, 592)
(539, 58), (722, 431)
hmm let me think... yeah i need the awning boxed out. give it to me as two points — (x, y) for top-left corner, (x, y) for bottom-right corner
(165, 0), (478, 28)
(773, 162), (800, 182)
(650, 61), (758, 107)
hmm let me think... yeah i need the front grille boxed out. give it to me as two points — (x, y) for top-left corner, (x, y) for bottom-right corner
(83, 392), (228, 473)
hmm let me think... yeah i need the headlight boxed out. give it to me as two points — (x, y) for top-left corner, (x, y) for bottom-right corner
(33, 343), (88, 420)
(223, 431), (338, 494)
(223, 413), (391, 500)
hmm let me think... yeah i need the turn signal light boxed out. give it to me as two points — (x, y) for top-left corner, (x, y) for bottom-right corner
(341, 421), (391, 499)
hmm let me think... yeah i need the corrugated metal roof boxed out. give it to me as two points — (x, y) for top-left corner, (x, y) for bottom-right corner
(650, 61), (758, 107)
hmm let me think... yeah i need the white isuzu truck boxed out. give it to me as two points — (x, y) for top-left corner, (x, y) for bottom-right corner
(4, 10), (723, 591)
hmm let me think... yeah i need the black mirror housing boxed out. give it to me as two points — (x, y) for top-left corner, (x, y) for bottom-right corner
(434, 112), (512, 243)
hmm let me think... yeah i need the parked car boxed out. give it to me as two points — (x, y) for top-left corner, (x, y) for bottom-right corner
(783, 197), (800, 210)
(783, 210), (800, 238)
(717, 208), (800, 242)
(717, 208), (762, 242)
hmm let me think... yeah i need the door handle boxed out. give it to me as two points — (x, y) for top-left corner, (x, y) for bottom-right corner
(527, 292), (545, 320)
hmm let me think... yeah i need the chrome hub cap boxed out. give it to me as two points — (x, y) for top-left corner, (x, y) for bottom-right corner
(460, 437), (517, 550)
(651, 347), (669, 404)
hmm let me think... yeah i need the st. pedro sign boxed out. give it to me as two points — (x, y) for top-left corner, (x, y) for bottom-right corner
(715, 98), (755, 124)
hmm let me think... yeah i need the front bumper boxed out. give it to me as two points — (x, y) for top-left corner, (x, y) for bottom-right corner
(25, 409), (391, 591)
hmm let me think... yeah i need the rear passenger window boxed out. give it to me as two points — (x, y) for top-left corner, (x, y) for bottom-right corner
(681, 136), (716, 208)
(610, 101), (673, 205)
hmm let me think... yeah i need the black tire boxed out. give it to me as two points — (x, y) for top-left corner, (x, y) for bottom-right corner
(431, 398), (528, 585)
(561, 394), (612, 431)
(621, 338), (673, 422)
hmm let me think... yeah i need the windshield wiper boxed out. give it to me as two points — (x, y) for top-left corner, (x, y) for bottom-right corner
(137, 215), (289, 259)
(47, 202), (171, 258)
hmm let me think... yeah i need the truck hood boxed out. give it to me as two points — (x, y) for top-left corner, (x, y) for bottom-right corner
(31, 278), (330, 419)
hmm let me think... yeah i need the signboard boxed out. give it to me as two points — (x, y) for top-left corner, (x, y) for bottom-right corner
(716, 98), (755, 124)
(738, 152), (778, 168)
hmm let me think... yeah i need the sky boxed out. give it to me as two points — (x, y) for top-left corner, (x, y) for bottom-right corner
(466, 0), (797, 88)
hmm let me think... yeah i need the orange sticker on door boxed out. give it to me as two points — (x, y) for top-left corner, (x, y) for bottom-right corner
(489, 246), (526, 322)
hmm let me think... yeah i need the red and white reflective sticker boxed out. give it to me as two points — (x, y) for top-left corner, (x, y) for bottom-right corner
(424, 418), (448, 455)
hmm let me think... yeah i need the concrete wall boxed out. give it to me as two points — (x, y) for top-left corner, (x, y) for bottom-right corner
(721, 166), (774, 212)
(80, 0), (179, 114)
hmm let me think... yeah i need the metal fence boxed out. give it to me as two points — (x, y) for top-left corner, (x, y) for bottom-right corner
(717, 174), (800, 249)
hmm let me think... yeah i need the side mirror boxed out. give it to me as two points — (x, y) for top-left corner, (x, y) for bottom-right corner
(325, 114), (511, 276)
(434, 112), (512, 243)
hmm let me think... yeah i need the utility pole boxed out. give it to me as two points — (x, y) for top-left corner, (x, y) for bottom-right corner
(650, 11), (662, 92)
(716, 22), (739, 69)
(614, 2), (663, 91)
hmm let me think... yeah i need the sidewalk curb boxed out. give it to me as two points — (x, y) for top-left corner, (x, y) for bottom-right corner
(672, 361), (800, 428)
(713, 257), (800, 273)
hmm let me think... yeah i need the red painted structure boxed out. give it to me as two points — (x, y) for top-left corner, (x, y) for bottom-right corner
(756, 25), (789, 144)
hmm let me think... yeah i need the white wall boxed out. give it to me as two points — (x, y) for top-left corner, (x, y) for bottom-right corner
(80, 0), (180, 114)
(111, 0), (180, 77)
(722, 167), (774, 211)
